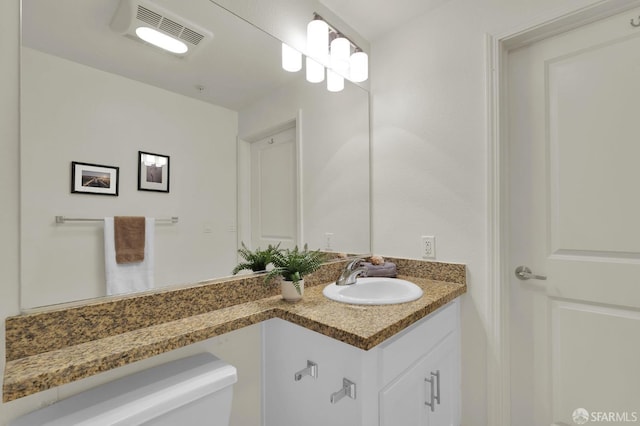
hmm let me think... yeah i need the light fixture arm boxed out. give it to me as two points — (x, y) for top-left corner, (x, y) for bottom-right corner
(313, 12), (364, 54)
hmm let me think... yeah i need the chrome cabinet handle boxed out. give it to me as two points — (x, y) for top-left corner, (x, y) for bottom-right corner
(515, 265), (547, 281)
(294, 360), (317, 381)
(330, 378), (356, 404)
(425, 375), (435, 411)
(431, 370), (441, 405)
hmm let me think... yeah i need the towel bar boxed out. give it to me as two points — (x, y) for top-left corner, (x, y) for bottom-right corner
(55, 216), (178, 224)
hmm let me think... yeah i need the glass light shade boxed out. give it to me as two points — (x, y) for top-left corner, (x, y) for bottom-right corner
(349, 51), (368, 82)
(327, 69), (344, 92)
(330, 37), (351, 78)
(306, 57), (324, 83)
(307, 19), (329, 65)
(281, 43), (302, 72)
(135, 27), (188, 54)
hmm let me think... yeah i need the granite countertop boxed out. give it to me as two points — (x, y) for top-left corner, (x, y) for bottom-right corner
(3, 258), (466, 402)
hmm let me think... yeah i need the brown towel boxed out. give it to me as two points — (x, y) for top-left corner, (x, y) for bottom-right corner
(114, 216), (145, 264)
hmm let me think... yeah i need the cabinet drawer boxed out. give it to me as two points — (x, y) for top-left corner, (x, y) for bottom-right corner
(378, 301), (458, 385)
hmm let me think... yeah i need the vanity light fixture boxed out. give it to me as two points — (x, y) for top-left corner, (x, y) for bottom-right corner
(328, 36), (350, 91)
(135, 27), (188, 54)
(280, 13), (369, 90)
(349, 48), (369, 83)
(307, 18), (329, 66)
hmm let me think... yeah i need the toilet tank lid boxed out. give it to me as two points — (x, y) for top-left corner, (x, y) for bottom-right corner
(10, 352), (237, 426)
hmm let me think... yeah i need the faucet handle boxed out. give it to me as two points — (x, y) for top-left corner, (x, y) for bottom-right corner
(345, 258), (364, 271)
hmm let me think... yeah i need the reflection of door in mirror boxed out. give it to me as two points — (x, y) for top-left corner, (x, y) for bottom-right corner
(250, 127), (298, 250)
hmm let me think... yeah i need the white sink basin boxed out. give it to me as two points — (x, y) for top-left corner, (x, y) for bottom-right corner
(323, 277), (423, 305)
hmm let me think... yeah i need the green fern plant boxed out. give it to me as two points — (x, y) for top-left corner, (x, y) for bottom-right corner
(265, 245), (325, 295)
(232, 242), (281, 275)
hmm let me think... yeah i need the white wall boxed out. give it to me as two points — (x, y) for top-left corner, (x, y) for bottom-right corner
(238, 75), (370, 253)
(20, 48), (238, 308)
(369, 0), (605, 424)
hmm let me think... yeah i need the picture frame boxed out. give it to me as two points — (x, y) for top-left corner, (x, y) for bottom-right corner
(71, 161), (119, 196)
(138, 151), (170, 193)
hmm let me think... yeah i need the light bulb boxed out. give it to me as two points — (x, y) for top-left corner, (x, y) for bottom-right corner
(306, 57), (324, 83)
(330, 37), (350, 78)
(307, 19), (329, 65)
(135, 27), (188, 54)
(349, 51), (368, 82)
(281, 43), (302, 72)
(327, 69), (344, 92)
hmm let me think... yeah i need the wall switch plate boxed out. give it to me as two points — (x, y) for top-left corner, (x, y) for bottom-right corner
(421, 236), (436, 259)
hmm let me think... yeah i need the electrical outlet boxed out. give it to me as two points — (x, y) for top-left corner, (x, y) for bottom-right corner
(325, 232), (334, 250)
(421, 236), (436, 259)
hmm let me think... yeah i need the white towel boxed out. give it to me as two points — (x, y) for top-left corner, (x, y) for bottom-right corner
(104, 217), (155, 296)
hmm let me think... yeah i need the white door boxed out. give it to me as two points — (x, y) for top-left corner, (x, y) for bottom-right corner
(251, 127), (298, 250)
(508, 8), (640, 426)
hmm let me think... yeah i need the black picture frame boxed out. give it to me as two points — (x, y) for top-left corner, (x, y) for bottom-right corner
(71, 161), (119, 196)
(138, 151), (170, 193)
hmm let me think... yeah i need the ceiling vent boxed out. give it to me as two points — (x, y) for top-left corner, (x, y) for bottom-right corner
(110, 0), (213, 58)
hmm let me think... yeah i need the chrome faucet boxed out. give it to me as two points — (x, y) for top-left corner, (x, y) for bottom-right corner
(335, 258), (367, 286)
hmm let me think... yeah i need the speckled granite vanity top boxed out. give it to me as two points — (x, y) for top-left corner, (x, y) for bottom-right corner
(3, 257), (466, 402)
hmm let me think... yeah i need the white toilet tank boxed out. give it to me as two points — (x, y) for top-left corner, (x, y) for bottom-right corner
(10, 353), (237, 426)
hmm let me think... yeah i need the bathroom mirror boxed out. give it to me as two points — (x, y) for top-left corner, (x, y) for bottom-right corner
(20, 0), (370, 309)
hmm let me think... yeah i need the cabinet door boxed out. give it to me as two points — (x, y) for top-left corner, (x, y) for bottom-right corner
(424, 333), (459, 426)
(380, 332), (460, 426)
(379, 356), (429, 426)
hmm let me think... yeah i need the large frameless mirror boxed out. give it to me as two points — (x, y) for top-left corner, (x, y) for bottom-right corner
(19, 0), (370, 310)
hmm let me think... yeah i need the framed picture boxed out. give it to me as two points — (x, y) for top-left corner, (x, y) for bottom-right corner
(71, 161), (119, 196)
(138, 151), (170, 193)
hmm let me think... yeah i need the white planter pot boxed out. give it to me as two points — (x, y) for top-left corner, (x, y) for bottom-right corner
(281, 278), (304, 302)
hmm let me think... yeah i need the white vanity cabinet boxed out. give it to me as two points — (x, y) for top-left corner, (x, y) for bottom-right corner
(263, 300), (460, 426)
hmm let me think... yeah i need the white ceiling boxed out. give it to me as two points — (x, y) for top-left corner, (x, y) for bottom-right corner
(22, 0), (297, 111)
(318, 0), (451, 41)
(22, 0), (438, 111)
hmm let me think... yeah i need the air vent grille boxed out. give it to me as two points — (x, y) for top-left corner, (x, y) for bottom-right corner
(136, 6), (161, 27)
(159, 17), (182, 37)
(180, 27), (204, 45)
(135, 5), (205, 46)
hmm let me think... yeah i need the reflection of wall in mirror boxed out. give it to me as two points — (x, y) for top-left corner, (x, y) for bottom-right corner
(238, 77), (370, 254)
(20, 47), (238, 309)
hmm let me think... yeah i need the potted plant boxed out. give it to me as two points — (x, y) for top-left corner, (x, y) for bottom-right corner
(232, 242), (281, 275)
(265, 245), (325, 302)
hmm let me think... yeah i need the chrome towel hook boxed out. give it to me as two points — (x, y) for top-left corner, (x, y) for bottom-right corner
(631, 16), (640, 27)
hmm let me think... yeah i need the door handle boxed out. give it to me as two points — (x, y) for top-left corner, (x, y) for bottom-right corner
(515, 265), (547, 281)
